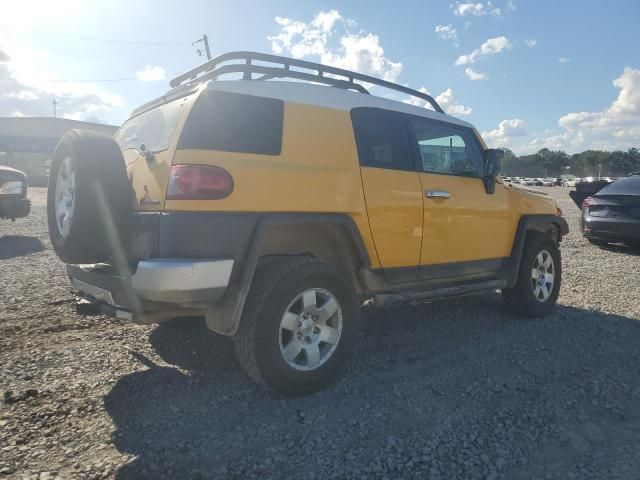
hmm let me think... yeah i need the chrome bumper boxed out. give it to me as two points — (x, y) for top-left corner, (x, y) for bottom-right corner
(67, 258), (234, 314)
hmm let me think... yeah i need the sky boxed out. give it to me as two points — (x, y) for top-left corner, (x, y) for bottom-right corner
(0, 0), (639, 154)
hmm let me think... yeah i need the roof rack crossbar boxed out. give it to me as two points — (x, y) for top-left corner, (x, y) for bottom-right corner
(192, 63), (370, 94)
(170, 51), (444, 113)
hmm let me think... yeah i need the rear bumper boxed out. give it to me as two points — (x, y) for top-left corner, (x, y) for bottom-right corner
(0, 197), (30, 220)
(67, 258), (233, 319)
(582, 216), (640, 242)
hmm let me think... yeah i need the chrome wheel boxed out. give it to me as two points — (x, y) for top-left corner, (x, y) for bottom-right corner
(278, 288), (343, 371)
(531, 249), (555, 302)
(54, 156), (76, 238)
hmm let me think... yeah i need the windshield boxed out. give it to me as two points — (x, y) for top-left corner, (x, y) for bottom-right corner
(115, 95), (192, 152)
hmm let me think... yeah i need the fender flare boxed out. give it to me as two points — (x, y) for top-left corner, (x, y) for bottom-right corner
(503, 214), (569, 287)
(205, 213), (370, 335)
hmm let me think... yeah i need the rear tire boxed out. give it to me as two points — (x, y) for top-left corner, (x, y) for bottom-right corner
(233, 256), (359, 396)
(502, 234), (561, 317)
(47, 129), (132, 264)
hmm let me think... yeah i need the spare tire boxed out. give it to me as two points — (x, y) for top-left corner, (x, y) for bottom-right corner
(47, 129), (133, 264)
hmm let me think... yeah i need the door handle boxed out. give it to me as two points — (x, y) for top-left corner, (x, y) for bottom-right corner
(425, 190), (450, 199)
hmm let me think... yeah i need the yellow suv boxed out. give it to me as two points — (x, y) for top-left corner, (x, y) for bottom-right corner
(47, 52), (568, 395)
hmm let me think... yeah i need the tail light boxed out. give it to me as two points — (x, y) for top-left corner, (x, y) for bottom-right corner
(166, 165), (233, 200)
(581, 197), (593, 209)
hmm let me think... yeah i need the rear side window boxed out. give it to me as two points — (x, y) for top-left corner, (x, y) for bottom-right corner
(178, 90), (283, 155)
(116, 95), (191, 152)
(351, 108), (411, 170)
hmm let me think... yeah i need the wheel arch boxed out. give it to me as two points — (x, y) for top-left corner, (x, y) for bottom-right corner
(503, 214), (568, 288)
(205, 213), (370, 335)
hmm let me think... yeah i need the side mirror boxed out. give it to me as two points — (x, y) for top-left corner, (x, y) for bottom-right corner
(483, 148), (504, 194)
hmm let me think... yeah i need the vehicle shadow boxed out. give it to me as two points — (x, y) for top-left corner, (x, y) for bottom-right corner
(598, 242), (640, 257)
(0, 235), (45, 259)
(104, 295), (640, 479)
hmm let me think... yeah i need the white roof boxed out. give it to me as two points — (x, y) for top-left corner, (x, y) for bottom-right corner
(206, 80), (475, 130)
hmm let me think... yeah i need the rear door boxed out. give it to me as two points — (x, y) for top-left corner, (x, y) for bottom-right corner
(352, 108), (423, 283)
(406, 117), (514, 279)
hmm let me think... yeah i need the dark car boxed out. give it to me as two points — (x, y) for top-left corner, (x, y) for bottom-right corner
(574, 175), (640, 247)
(0, 166), (30, 220)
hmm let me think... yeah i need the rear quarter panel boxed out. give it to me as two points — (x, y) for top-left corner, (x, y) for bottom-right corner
(165, 102), (380, 267)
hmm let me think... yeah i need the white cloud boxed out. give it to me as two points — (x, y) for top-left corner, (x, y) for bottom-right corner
(269, 10), (402, 82)
(482, 118), (527, 147)
(135, 65), (166, 82)
(435, 24), (458, 43)
(557, 57), (571, 64)
(269, 11), (473, 117)
(522, 68), (640, 153)
(464, 67), (488, 80)
(507, 0), (516, 11)
(403, 87), (472, 116)
(437, 88), (472, 115)
(453, 2), (502, 17)
(455, 36), (511, 65)
(0, 44), (123, 121)
(3, 90), (39, 100)
(524, 39), (537, 48)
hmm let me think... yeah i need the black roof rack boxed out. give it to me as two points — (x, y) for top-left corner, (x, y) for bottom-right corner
(169, 51), (444, 114)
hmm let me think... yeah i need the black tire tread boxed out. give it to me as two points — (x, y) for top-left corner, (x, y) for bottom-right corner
(233, 256), (324, 388)
(233, 255), (360, 396)
(502, 233), (561, 317)
(47, 129), (131, 264)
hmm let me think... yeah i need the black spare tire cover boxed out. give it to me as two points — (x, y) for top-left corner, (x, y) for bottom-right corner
(47, 129), (133, 264)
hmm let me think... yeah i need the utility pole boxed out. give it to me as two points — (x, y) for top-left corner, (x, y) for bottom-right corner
(52, 98), (57, 118)
(192, 34), (212, 60)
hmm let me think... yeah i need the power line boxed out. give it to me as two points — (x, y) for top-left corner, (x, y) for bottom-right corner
(46, 77), (138, 83)
(42, 72), (183, 83)
(0, 25), (192, 45)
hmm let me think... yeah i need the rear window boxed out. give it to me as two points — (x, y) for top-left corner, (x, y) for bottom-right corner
(597, 176), (640, 196)
(115, 95), (191, 152)
(178, 90), (284, 155)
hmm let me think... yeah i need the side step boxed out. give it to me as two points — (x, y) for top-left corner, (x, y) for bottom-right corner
(374, 279), (506, 307)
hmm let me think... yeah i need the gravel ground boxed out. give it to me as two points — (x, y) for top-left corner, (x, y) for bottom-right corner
(2, 186), (640, 480)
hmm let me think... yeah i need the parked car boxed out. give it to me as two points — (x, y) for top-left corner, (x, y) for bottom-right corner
(541, 178), (555, 187)
(522, 178), (536, 186)
(574, 175), (640, 247)
(45, 51), (568, 395)
(563, 179), (578, 187)
(0, 166), (30, 220)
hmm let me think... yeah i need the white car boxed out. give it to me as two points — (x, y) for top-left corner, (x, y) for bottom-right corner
(541, 179), (555, 187)
(563, 179), (578, 187)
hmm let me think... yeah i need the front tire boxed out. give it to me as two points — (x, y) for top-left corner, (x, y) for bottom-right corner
(502, 234), (562, 317)
(233, 256), (359, 396)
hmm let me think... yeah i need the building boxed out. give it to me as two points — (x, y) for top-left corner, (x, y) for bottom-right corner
(0, 117), (118, 186)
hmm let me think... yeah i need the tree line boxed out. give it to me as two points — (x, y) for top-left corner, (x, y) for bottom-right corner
(501, 147), (640, 178)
